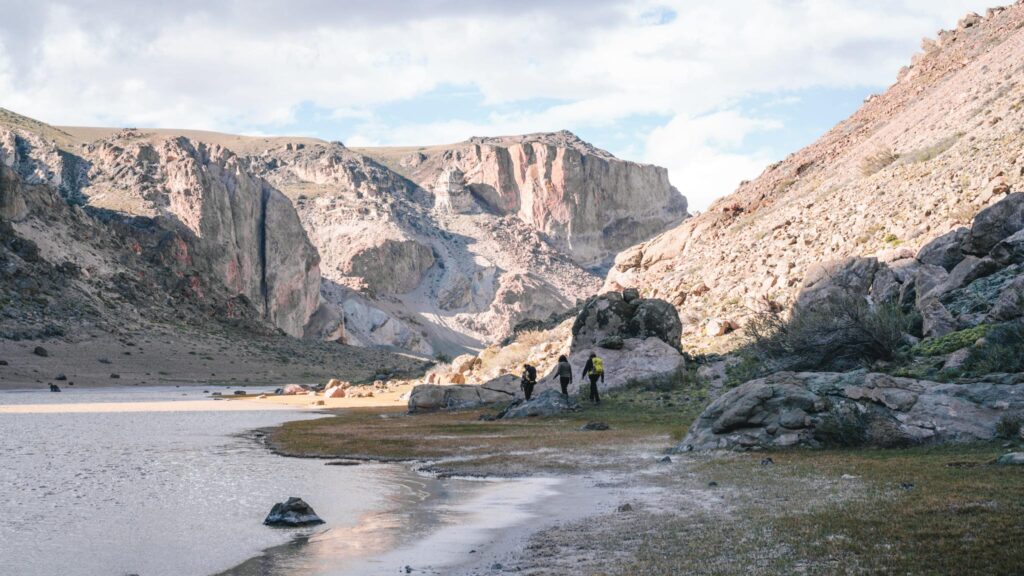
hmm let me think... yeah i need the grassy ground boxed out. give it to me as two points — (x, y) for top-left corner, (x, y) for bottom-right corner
(267, 383), (1024, 575)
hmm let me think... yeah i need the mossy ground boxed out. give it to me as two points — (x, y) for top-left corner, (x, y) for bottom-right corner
(268, 381), (1024, 574)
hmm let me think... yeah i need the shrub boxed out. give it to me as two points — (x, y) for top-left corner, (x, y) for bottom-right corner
(912, 325), (990, 356)
(813, 404), (869, 447)
(745, 295), (916, 372)
(859, 147), (899, 177)
(964, 321), (1024, 375)
(434, 352), (452, 364)
(995, 414), (1022, 440)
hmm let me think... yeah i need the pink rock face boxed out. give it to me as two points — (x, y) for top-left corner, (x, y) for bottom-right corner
(85, 136), (322, 338)
(283, 384), (306, 395)
(451, 133), (688, 268)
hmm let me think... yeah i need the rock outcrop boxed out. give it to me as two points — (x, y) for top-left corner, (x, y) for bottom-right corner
(407, 374), (519, 412)
(795, 192), (1024, 338)
(606, 5), (1024, 350)
(500, 388), (576, 419)
(366, 131), (688, 269)
(1, 124), (323, 339)
(679, 371), (1024, 451)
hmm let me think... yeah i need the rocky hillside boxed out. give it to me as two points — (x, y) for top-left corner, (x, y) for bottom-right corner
(607, 5), (1024, 349)
(241, 132), (685, 355)
(2, 111), (687, 356)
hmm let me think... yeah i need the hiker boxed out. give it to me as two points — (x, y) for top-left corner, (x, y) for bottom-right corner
(581, 352), (604, 404)
(521, 363), (538, 401)
(556, 355), (573, 401)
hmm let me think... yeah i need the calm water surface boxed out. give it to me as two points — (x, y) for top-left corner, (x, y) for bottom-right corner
(0, 387), (433, 576)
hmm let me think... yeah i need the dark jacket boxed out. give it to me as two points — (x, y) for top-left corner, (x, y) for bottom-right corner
(582, 357), (604, 382)
(521, 365), (537, 384)
(557, 360), (573, 381)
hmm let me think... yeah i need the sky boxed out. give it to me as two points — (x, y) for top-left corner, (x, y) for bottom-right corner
(0, 0), (996, 210)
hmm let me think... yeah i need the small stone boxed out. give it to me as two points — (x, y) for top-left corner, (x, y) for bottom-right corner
(580, 421), (610, 431)
(98, 358), (111, 364)
(841, 474), (858, 480)
(49, 384), (61, 392)
(658, 456), (672, 463)
(54, 373), (67, 381)
(32, 346), (48, 357)
(708, 481), (718, 487)
(0, 360), (8, 365)
(617, 503), (633, 512)
(110, 373), (120, 379)
(761, 457), (774, 466)
(900, 482), (915, 490)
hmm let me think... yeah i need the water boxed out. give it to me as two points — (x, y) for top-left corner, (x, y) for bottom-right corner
(0, 387), (563, 576)
(0, 387), (417, 575)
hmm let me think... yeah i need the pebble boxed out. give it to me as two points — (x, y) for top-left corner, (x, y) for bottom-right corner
(32, 346), (48, 357)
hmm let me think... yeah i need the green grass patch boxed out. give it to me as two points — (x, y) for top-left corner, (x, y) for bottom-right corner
(912, 325), (990, 356)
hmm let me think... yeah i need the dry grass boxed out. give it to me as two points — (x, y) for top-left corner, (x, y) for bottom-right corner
(618, 446), (1024, 575)
(268, 382), (708, 475)
(859, 147), (899, 176)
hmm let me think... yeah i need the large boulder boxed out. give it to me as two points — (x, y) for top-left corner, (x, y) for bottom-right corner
(678, 371), (1024, 451)
(962, 192), (1024, 255)
(560, 337), (685, 395)
(797, 257), (881, 309)
(990, 228), (1024, 267)
(407, 374), (519, 412)
(571, 291), (681, 350)
(916, 227), (968, 271)
(500, 389), (575, 419)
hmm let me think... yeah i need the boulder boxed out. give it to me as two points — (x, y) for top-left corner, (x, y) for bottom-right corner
(32, 346), (48, 357)
(990, 228), (1024, 267)
(926, 256), (1000, 299)
(797, 257), (879, 309)
(920, 298), (957, 338)
(324, 386), (346, 399)
(678, 371), (1024, 451)
(622, 288), (641, 303)
(440, 372), (466, 385)
(282, 384), (306, 396)
(263, 497), (324, 526)
(407, 374), (518, 413)
(558, 337), (685, 395)
(49, 384), (61, 392)
(962, 192), (1024, 255)
(571, 291), (681, 351)
(916, 228), (968, 271)
(996, 452), (1024, 466)
(500, 389), (575, 419)
(452, 354), (480, 374)
(704, 318), (732, 337)
(987, 277), (1024, 322)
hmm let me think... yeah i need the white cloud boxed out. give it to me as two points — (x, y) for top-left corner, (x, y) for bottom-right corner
(0, 0), (996, 207)
(645, 111), (781, 211)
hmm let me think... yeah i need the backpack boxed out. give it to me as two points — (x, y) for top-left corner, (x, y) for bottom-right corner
(591, 357), (604, 375)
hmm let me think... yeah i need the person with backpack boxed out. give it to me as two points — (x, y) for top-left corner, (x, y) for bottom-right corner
(521, 363), (538, 401)
(581, 352), (604, 405)
(556, 355), (573, 401)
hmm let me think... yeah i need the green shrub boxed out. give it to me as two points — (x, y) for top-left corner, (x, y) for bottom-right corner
(912, 325), (990, 356)
(745, 295), (916, 372)
(964, 322), (1024, 375)
(995, 414), (1022, 440)
(859, 147), (899, 177)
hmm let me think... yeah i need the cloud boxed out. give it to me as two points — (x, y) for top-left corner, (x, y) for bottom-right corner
(644, 111), (782, 211)
(0, 0), (996, 206)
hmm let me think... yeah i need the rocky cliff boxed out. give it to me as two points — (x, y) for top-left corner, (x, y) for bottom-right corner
(361, 131), (688, 270)
(242, 132), (687, 355)
(607, 5), (1024, 349)
(5, 115), (688, 356)
(0, 115), (323, 339)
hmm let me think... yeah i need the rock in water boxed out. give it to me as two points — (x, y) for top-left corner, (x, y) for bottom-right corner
(263, 497), (324, 526)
